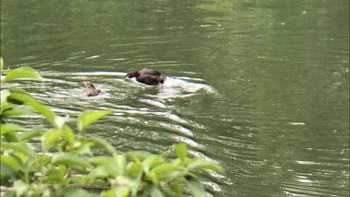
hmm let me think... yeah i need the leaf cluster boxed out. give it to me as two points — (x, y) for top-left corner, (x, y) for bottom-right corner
(0, 58), (224, 197)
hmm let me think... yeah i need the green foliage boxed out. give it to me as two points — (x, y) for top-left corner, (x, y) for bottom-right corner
(0, 60), (224, 196)
(77, 110), (112, 133)
(4, 66), (43, 82)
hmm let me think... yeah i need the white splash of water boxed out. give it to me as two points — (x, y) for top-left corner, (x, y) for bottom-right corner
(150, 77), (215, 99)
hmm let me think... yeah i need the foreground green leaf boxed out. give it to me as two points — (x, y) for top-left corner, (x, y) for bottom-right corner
(27, 101), (56, 125)
(148, 186), (165, 197)
(63, 125), (75, 145)
(151, 163), (185, 175)
(175, 143), (187, 164)
(0, 123), (25, 136)
(142, 154), (164, 172)
(13, 180), (29, 197)
(17, 129), (44, 141)
(77, 110), (112, 132)
(3, 132), (19, 142)
(184, 176), (206, 197)
(51, 153), (93, 169)
(1, 89), (11, 113)
(8, 92), (56, 124)
(90, 156), (117, 169)
(187, 160), (224, 174)
(4, 66), (43, 82)
(54, 188), (94, 197)
(1, 142), (37, 159)
(127, 151), (153, 162)
(1, 162), (16, 180)
(42, 130), (62, 152)
(82, 137), (117, 156)
(1, 154), (21, 172)
(0, 57), (4, 73)
(45, 165), (67, 184)
(2, 104), (34, 117)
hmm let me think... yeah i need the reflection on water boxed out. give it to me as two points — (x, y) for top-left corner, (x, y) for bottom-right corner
(1, 0), (349, 196)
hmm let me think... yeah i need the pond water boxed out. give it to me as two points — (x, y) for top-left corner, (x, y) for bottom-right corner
(1, 0), (349, 196)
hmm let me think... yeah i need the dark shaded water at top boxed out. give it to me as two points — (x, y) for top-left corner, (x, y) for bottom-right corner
(1, 0), (349, 196)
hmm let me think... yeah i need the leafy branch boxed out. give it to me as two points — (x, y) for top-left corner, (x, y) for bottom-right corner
(0, 58), (224, 197)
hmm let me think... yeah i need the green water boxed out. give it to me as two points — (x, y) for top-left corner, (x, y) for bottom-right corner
(1, 0), (349, 196)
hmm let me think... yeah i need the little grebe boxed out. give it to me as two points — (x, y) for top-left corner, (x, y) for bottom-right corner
(83, 81), (101, 96)
(125, 68), (166, 85)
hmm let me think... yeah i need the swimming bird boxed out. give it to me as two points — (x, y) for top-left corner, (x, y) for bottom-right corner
(83, 81), (101, 96)
(125, 68), (166, 85)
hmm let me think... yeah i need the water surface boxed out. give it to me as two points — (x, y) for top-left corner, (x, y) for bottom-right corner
(1, 0), (349, 196)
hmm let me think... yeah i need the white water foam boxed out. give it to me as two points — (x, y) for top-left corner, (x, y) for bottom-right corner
(151, 77), (215, 99)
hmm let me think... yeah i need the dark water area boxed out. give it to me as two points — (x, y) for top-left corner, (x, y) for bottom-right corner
(1, 0), (349, 196)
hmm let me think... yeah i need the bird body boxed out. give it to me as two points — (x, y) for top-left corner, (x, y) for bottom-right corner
(83, 81), (101, 96)
(125, 68), (166, 85)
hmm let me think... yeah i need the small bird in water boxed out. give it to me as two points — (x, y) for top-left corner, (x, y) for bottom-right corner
(83, 81), (101, 96)
(125, 68), (166, 85)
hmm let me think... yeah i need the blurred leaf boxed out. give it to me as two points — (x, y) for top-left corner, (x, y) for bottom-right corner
(8, 92), (56, 124)
(142, 154), (163, 172)
(3, 191), (15, 197)
(1, 89), (11, 113)
(102, 188), (115, 197)
(115, 154), (126, 175)
(3, 132), (19, 142)
(145, 171), (158, 184)
(54, 115), (69, 130)
(72, 142), (94, 156)
(63, 125), (75, 145)
(151, 163), (184, 175)
(125, 162), (142, 177)
(51, 153), (93, 169)
(0, 57), (3, 73)
(149, 186), (165, 197)
(77, 110), (112, 132)
(175, 143), (187, 164)
(8, 87), (32, 96)
(1, 142), (36, 159)
(171, 181), (182, 197)
(0, 101), (12, 114)
(103, 188), (130, 197)
(4, 66), (43, 82)
(1, 89), (10, 99)
(187, 160), (224, 174)
(0, 123), (25, 135)
(1, 154), (21, 172)
(43, 130), (62, 152)
(54, 188), (94, 197)
(26, 101), (56, 125)
(127, 151), (153, 162)
(8, 92), (35, 105)
(127, 162), (143, 176)
(17, 129), (43, 142)
(88, 166), (111, 180)
(13, 180), (29, 197)
(90, 156), (118, 174)
(2, 104), (34, 117)
(1, 89), (10, 101)
(184, 176), (206, 197)
(0, 162), (16, 180)
(159, 170), (192, 181)
(44, 165), (67, 184)
(82, 137), (117, 156)
(39, 154), (52, 166)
